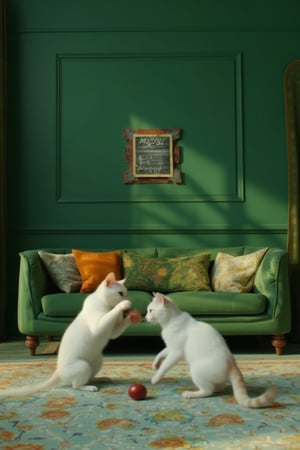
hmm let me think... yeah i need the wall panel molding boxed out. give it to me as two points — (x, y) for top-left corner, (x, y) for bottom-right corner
(16, 226), (287, 236)
(56, 51), (244, 204)
(7, 1), (300, 34)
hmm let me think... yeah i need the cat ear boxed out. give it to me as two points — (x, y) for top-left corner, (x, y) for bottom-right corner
(105, 272), (116, 286)
(155, 292), (169, 305)
(119, 278), (126, 285)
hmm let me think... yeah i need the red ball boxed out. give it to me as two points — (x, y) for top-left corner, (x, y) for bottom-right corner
(126, 309), (142, 324)
(128, 383), (147, 401)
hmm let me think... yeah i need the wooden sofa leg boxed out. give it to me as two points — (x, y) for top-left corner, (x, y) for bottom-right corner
(25, 336), (40, 356)
(272, 334), (286, 355)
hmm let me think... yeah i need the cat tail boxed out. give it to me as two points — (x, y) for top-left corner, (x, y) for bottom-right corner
(229, 358), (278, 408)
(0, 372), (61, 399)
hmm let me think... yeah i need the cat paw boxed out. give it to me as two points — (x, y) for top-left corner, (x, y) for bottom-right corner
(119, 299), (132, 311)
(152, 359), (162, 370)
(151, 375), (161, 385)
(182, 391), (193, 399)
(77, 385), (98, 392)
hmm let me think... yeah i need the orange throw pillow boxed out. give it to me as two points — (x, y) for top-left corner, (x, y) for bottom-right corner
(72, 249), (121, 293)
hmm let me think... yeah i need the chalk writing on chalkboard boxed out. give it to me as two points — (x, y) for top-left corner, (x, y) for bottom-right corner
(133, 134), (173, 177)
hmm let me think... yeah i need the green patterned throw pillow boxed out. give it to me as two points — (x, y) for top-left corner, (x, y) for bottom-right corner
(211, 248), (268, 293)
(122, 252), (211, 292)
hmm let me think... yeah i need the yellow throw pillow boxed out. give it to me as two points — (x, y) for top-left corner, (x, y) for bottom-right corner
(122, 252), (211, 292)
(211, 248), (268, 293)
(72, 249), (121, 293)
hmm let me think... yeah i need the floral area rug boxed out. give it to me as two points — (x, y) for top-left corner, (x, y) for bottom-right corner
(0, 357), (299, 450)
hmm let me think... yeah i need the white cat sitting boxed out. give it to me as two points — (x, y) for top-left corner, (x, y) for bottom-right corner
(0, 272), (140, 399)
(145, 292), (278, 408)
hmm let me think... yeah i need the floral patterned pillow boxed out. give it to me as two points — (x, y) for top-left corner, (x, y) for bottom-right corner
(211, 248), (268, 293)
(122, 252), (211, 292)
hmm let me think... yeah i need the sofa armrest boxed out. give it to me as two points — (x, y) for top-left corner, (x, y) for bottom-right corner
(253, 248), (291, 331)
(17, 250), (55, 333)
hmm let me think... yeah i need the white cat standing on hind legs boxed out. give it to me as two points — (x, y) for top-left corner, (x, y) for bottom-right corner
(145, 292), (278, 408)
(0, 272), (140, 399)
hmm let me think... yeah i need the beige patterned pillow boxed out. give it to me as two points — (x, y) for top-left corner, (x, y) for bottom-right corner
(38, 251), (82, 293)
(211, 248), (268, 293)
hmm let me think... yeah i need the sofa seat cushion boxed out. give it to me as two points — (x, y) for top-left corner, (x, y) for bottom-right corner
(41, 293), (87, 317)
(126, 291), (266, 317)
(41, 290), (266, 318)
(125, 290), (153, 313)
(41, 291), (154, 318)
(168, 292), (267, 316)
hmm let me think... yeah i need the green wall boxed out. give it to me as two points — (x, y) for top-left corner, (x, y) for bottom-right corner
(5, 0), (300, 336)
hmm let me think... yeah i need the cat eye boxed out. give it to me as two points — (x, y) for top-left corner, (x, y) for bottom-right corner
(119, 291), (124, 296)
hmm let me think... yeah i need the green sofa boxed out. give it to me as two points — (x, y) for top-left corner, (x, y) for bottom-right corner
(17, 246), (291, 356)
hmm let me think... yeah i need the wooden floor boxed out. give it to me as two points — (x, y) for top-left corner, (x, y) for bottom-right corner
(1, 336), (299, 363)
(0, 339), (58, 362)
(0, 336), (163, 362)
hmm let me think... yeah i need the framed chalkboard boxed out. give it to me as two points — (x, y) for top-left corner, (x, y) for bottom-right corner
(124, 128), (182, 184)
(133, 133), (173, 177)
